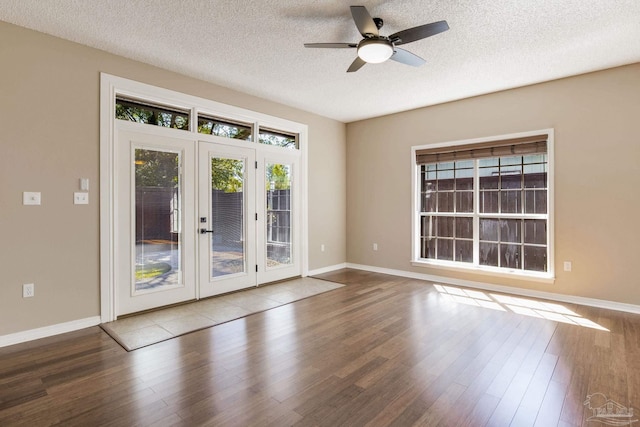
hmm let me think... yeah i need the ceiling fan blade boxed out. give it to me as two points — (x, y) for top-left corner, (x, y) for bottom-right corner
(389, 20), (449, 46)
(390, 48), (426, 67)
(350, 6), (378, 36)
(347, 57), (366, 73)
(304, 43), (357, 48)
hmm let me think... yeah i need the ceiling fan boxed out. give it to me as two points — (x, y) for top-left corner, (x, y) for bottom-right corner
(304, 5), (449, 72)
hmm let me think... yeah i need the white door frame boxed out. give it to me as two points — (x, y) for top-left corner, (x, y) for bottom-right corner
(100, 73), (308, 322)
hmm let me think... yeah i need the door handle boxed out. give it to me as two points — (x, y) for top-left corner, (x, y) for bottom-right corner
(200, 228), (214, 234)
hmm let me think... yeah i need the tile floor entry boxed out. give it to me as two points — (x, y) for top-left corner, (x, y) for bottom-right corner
(101, 277), (344, 351)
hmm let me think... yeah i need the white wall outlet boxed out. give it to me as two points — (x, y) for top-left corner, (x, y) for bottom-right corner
(23, 283), (34, 298)
(23, 192), (41, 205)
(320, 244), (325, 252)
(373, 243), (378, 251)
(563, 261), (572, 272)
(74, 192), (89, 205)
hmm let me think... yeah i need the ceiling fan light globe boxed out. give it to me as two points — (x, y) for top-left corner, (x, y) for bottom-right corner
(357, 39), (393, 63)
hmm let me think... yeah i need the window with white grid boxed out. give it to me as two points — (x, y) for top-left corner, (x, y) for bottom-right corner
(414, 132), (553, 277)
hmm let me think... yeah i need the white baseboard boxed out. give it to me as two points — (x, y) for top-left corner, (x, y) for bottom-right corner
(0, 316), (101, 348)
(346, 263), (640, 315)
(307, 263), (348, 277)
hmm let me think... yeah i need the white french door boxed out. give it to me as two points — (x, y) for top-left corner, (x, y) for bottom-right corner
(257, 151), (301, 284)
(198, 142), (302, 296)
(115, 127), (301, 316)
(116, 128), (197, 315)
(198, 142), (257, 297)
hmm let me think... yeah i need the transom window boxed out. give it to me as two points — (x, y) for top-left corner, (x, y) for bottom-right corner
(115, 97), (189, 130)
(115, 97), (299, 150)
(259, 128), (298, 149)
(197, 115), (253, 140)
(414, 132), (553, 277)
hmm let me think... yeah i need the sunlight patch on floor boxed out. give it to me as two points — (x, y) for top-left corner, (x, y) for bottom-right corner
(433, 284), (609, 331)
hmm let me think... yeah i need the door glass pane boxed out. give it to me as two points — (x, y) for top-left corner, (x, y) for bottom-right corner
(266, 163), (292, 267)
(211, 157), (245, 278)
(134, 148), (182, 291)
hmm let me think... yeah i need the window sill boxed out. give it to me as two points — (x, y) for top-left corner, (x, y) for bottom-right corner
(411, 260), (555, 284)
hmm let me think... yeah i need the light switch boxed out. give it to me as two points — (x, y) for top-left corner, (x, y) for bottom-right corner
(80, 178), (89, 191)
(74, 192), (89, 205)
(23, 192), (41, 205)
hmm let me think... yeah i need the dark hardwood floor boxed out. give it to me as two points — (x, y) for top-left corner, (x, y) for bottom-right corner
(1, 269), (639, 426)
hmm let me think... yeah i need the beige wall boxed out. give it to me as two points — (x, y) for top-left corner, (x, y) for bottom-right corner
(346, 63), (640, 306)
(0, 21), (346, 336)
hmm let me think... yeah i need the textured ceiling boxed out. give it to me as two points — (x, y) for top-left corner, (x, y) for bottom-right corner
(2, 1), (640, 122)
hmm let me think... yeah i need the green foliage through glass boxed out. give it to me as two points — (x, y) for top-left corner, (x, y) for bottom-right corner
(266, 163), (291, 190)
(116, 98), (189, 130)
(198, 116), (252, 140)
(212, 158), (244, 193)
(135, 149), (179, 187)
(259, 128), (298, 149)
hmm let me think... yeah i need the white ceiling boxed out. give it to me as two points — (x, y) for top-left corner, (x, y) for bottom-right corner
(2, 1), (640, 123)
